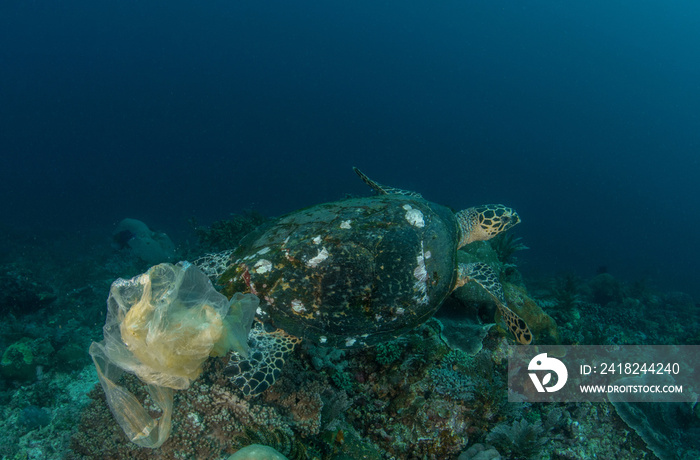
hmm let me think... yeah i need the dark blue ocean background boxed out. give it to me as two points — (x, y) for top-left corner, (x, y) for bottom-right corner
(1, 1), (699, 300)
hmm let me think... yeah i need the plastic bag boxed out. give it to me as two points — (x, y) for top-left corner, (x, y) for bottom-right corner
(89, 262), (258, 448)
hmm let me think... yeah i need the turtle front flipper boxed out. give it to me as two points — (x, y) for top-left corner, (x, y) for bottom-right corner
(224, 322), (301, 396)
(456, 262), (533, 345)
(353, 167), (423, 198)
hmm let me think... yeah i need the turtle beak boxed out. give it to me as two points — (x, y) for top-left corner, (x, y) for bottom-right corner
(500, 210), (521, 230)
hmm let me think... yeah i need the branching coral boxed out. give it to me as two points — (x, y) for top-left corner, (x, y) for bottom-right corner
(374, 340), (404, 366)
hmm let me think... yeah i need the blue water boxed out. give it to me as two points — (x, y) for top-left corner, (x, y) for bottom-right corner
(1, 1), (699, 298)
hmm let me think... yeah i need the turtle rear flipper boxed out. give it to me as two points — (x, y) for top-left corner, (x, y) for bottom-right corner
(456, 262), (533, 345)
(225, 323), (301, 396)
(353, 167), (423, 198)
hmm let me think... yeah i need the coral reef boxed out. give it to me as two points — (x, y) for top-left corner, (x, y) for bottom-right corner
(1, 209), (698, 459)
(373, 340), (404, 366)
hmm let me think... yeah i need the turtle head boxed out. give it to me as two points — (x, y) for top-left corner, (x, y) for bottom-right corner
(456, 204), (520, 248)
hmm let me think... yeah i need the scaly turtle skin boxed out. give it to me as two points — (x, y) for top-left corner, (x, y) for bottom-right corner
(195, 168), (531, 395)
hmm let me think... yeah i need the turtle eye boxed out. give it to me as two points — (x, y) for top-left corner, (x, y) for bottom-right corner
(501, 215), (511, 224)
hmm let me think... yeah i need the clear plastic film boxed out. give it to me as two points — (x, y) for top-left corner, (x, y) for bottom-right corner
(89, 262), (258, 448)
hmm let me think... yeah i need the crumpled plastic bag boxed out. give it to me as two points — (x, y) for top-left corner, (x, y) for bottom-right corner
(89, 262), (258, 448)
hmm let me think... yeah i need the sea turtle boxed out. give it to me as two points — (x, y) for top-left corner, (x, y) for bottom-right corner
(194, 168), (532, 395)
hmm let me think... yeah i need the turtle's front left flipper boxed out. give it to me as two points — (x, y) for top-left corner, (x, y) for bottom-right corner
(456, 262), (533, 345)
(224, 323), (301, 396)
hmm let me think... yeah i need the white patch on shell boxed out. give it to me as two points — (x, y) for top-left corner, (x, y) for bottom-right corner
(345, 337), (357, 347)
(340, 220), (352, 229)
(402, 204), (425, 228)
(312, 235), (322, 244)
(306, 247), (329, 268)
(254, 259), (272, 274)
(413, 263), (427, 281)
(319, 336), (327, 344)
(396, 307), (405, 315)
(291, 299), (305, 313)
(413, 241), (429, 305)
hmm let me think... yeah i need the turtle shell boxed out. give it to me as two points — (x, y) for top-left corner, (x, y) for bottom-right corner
(219, 194), (459, 348)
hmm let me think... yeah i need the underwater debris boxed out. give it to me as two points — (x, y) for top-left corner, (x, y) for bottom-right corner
(89, 263), (258, 448)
